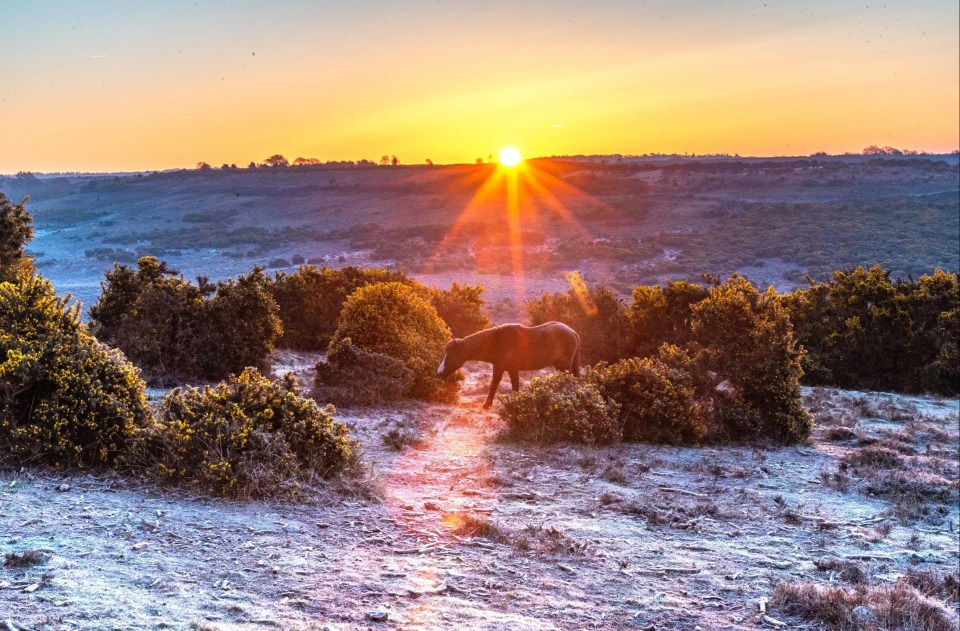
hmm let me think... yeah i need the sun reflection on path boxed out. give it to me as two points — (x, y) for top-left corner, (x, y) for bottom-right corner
(377, 370), (505, 626)
(382, 402), (499, 545)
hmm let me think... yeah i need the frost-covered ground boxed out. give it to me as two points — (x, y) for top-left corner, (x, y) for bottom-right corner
(1, 359), (957, 630)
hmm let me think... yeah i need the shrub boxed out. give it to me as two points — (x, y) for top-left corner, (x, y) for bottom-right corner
(90, 257), (281, 381)
(313, 337), (414, 406)
(269, 265), (411, 350)
(689, 276), (812, 443)
(427, 282), (491, 338)
(627, 280), (708, 358)
(0, 274), (150, 467)
(590, 357), (705, 445)
(190, 268), (282, 378)
(526, 272), (630, 364)
(147, 367), (352, 498)
(271, 266), (490, 351)
(783, 265), (959, 394)
(0, 192), (34, 283)
(498, 372), (621, 445)
(330, 282), (456, 400)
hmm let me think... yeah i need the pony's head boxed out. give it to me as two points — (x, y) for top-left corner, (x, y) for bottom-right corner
(437, 338), (466, 378)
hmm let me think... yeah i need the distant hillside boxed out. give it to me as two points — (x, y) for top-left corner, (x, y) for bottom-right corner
(2, 156), (957, 313)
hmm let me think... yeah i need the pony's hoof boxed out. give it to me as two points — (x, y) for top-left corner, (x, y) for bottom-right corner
(482, 402), (493, 410)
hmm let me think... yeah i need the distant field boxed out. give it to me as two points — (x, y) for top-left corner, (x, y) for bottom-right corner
(2, 156), (957, 313)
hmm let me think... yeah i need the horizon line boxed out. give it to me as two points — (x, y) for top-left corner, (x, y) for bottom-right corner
(4, 148), (960, 178)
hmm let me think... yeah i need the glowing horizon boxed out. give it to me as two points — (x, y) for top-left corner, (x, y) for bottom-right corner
(2, 1), (958, 173)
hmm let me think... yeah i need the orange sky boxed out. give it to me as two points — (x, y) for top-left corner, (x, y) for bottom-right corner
(2, 1), (958, 173)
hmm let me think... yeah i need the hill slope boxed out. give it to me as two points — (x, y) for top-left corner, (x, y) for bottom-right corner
(2, 156), (957, 312)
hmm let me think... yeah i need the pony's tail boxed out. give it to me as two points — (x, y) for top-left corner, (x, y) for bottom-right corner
(571, 336), (581, 377)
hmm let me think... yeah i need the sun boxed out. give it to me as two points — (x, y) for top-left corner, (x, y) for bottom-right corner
(498, 146), (522, 167)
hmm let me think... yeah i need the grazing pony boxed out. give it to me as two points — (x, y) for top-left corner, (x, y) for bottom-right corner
(437, 322), (581, 408)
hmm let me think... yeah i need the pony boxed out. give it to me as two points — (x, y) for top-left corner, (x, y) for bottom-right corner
(437, 322), (581, 408)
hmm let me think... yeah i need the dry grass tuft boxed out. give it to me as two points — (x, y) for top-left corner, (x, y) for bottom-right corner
(772, 581), (959, 631)
(621, 501), (669, 525)
(445, 513), (511, 543)
(813, 557), (867, 584)
(866, 470), (957, 502)
(843, 445), (905, 469)
(599, 491), (624, 506)
(4, 549), (49, 568)
(815, 407), (861, 428)
(382, 425), (421, 451)
(519, 524), (590, 556)
(875, 434), (919, 455)
(903, 568), (960, 606)
(600, 462), (629, 485)
(821, 470), (852, 493)
(826, 426), (860, 441)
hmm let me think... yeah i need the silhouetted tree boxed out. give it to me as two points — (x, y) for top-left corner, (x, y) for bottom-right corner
(379, 155), (391, 166)
(263, 154), (289, 168)
(196, 162), (212, 171)
(391, 155), (399, 166)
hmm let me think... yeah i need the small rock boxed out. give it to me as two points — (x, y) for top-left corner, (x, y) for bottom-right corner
(22, 583), (40, 593)
(424, 501), (441, 511)
(366, 611), (389, 622)
(271, 566), (280, 574)
(55, 484), (70, 492)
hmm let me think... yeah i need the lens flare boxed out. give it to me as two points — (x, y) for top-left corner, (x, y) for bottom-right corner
(498, 146), (522, 167)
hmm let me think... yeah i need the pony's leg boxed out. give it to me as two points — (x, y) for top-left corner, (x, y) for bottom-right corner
(483, 368), (504, 409)
(509, 370), (520, 391)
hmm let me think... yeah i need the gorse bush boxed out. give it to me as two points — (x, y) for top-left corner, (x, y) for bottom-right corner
(90, 257), (281, 381)
(270, 265), (490, 351)
(146, 367), (352, 498)
(783, 265), (959, 394)
(270, 265), (410, 350)
(525, 274), (811, 444)
(0, 192), (34, 283)
(330, 282), (457, 400)
(498, 372), (621, 446)
(0, 274), (150, 467)
(526, 272), (630, 364)
(628, 280), (708, 358)
(689, 275), (812, 443)
(590, 356), (704, 445)
(313, 337), (414, 406)
(428, 282), (491, 338)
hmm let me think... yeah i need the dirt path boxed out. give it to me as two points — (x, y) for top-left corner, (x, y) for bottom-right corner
(1, 369), (958, 630)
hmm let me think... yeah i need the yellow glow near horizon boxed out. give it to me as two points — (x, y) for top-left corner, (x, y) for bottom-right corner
(499, 147), (522, 167)
(1, 3), (957, 172)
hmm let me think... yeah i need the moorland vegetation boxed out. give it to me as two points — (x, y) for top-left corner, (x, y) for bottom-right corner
(0, 194), (957, 497)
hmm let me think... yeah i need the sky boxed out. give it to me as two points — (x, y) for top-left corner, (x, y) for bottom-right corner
(2, 0), (958, 172)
